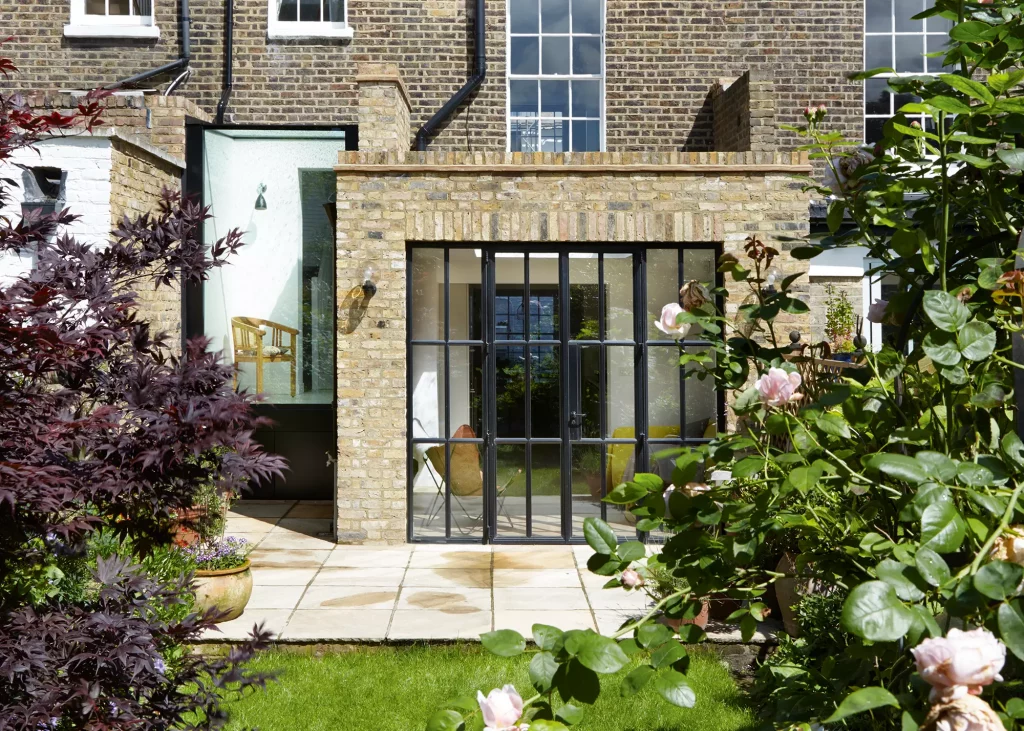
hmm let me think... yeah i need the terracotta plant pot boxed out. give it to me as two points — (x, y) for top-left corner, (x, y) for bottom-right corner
(192, 561), (253, 623)
(658, 601), (710, 631)
(171, 507), (204, 547)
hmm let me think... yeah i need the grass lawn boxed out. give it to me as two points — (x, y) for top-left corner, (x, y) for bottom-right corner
(222, 644), (755, 731)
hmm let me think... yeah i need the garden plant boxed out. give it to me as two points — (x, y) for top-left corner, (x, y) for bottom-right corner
(428, 1), (1024, 729)
(0, 60), (284, 728)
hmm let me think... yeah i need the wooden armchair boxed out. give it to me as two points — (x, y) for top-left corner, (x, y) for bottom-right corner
(230, 317), (298, 396)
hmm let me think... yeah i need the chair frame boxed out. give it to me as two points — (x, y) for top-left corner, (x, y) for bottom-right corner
(230, 316), (298, 396)
(420, 446), (519, 535)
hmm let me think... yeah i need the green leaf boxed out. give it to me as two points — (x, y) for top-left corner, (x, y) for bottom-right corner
(583, 518), (618, 555)
(654, 669), (696, 708)
(850, 67), (894, 80)
(841, 581), (914, 641)
(620, 665), (656, 697)
(921, 501), (966, 553)
(876, 559), (927, 602)
(1007, 698), (1024, 719)
(636, 623), (674, 649)
(481, 629), (526, 657)
(902, 712), (919, 731)
(530, 652), (560, 693)
(732, 456), (766, 478)
(553, 659), (600, 704)
(923, 290), (970, 332)
(786, 464), (823, 495)
(555, 703), (584, 726)
(576, 634), (629, 674)
(915, 452), (957, 482)
(1002, 432), (1024, 469)
(915, 546), (951, 587)
(617, 541), (646, 562)
(923, 330), (962, 367)
(816, 412), (852, 439)
(650, 641), (688, 670)
(427, 710), (466, 731)
(823, 687), (901, 724)
(959, 321), (997, 361)
(867, 453), (928, 484)
(957, 462), (995, 487)
(939, 73), (994, 104)
(974, 561), (1024, 601)
(587, 552), (622, 576)
(604, 482), (647, 505)
(926, 95), (973, 115)
(791, 245), (824, 260)
(998, 602), (1024, 661)
(950, 20), (994, 44)
(997, 148), (1024, 170)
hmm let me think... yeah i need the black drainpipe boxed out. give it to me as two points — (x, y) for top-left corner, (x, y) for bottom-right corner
(215, 0), (235, 124)
(106, 0), (191, 90)
(413, 0), (486, 151)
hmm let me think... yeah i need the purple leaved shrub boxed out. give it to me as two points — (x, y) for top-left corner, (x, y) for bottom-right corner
(0, 58), (285, 729)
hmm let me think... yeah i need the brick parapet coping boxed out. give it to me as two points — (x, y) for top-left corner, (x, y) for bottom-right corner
(336, 150), (812, 174)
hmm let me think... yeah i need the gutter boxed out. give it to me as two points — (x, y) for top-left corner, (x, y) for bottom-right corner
(215, 0), (235, 123)
(412, 0), (486, 151)
(106, 0), (191, 90)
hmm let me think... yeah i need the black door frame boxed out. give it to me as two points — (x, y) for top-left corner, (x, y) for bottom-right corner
(182, 121), (358, 502)
(406, 243), (724, 545)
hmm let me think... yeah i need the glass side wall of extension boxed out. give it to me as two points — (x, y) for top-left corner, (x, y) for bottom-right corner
(407, 246), (722, 543)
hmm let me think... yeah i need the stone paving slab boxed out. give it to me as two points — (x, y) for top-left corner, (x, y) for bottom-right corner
(199, 502), (781, 646)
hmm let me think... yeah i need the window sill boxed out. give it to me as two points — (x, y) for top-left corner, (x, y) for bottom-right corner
(64, 23), (160, 39)
(267, 24), (354, 40)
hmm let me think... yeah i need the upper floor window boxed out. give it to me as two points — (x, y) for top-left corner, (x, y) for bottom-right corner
(66, 0), (159, 38)
(268, 0), (353, 39)
(508, 0), (604, 153)
(864, 0), (952, 142)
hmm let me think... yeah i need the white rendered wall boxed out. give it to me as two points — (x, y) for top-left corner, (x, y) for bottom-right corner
(0, 136), (112, 283)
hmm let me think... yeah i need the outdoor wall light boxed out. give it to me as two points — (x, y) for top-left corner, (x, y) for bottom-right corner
(361, 264), (380, 298)
(762, 267), (780, 295)
(254, 183), (267, 211)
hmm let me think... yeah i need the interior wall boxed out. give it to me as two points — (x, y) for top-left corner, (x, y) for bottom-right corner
(202, 132), (342, 400)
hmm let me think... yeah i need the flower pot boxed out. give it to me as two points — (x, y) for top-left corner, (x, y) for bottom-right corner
(657, 601), (710, 631)
(192, 561), (253, 623)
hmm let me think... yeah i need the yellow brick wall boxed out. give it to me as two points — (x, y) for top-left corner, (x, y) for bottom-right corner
(334, 150), (813, 543)
(109, 138), (185, 352)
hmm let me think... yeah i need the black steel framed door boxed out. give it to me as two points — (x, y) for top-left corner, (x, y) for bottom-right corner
(407, 245), (721, 544)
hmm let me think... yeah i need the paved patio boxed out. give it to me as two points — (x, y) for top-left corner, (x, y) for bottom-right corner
(204, 500), (774, 645)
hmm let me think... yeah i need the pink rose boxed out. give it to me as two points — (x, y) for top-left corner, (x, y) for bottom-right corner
(621, 569), (644, 590)
(921, 694), (1003, 731)
(753, 367), (802, 407)
(912, 628), (1006, 703)
(992, 526), (1024, 565)
(654, 303), (688, 339)
(477, 685), (524, 730)
(867, 298), (889, 324)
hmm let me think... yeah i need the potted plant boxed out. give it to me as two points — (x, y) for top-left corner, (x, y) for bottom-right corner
(182, 536), (253, 623)
(644, 558), (710, 630)
(170, 452), (234, 547)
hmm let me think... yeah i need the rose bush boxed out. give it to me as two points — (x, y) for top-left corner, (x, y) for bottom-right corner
(427, 1), (1024, 730)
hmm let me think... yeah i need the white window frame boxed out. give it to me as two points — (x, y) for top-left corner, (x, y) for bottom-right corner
(267, 0), (354, 40)
(506, 0), (606, 153)
(65, 0), (160, 39)
(863, 0), (950, 143)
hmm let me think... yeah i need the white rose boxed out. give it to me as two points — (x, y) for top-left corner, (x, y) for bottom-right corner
(911, 628), (1006, 703)
(477, 685), (523, 730)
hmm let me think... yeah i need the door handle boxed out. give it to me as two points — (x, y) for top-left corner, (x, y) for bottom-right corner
(568, 411), (587, 428)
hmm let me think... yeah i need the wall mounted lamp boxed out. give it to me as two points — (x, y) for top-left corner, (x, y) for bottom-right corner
(361, 264), (380, 298)
(254, 183), (267, 210)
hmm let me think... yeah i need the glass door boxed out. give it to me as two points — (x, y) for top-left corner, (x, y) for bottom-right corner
(407, 245), (720, 543)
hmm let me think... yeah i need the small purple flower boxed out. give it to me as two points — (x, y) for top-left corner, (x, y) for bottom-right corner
(154, 657), (166, 674)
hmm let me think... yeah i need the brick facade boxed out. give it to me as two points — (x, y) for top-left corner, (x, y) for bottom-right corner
(712, 71), (776, 153)
(4, 0), (863, 152)
(109, 135), (187, 347)
(333, 148), (812, 543)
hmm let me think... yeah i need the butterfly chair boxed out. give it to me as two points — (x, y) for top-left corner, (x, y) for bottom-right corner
(421, 428), (520, 534)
